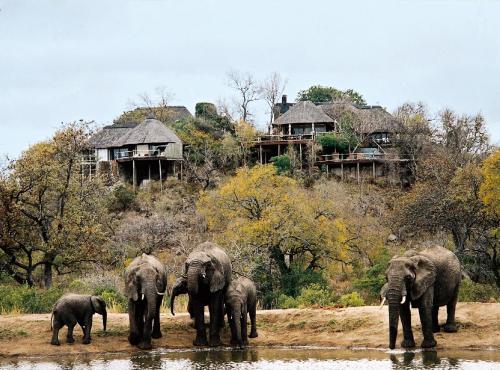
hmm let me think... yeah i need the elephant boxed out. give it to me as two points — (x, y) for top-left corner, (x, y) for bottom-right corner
(380, 245), (461, 349)
(50, 294), (107, 346)
(170, 276), (193, 318)
(181, 241), (232, 347)
(225, 276), (258, 347)
(124, 253), (167, 350)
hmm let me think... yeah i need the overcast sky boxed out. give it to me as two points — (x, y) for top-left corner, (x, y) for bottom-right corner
(1, 0), (499, 159)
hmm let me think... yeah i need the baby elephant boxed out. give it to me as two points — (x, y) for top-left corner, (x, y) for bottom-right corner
(225, 277), (258, 347)
(50, 294), (107, 346)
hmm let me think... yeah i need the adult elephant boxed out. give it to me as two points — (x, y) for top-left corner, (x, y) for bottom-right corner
(181, 241), (231, 347)
(380, 245), (461, 349)
(125, 253), (167, 350)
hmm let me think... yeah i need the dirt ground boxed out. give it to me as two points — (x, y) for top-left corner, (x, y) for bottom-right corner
(0, 303), (498, 359)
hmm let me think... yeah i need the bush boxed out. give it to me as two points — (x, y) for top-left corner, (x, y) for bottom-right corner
(276, 294), (299, 309)
(271, 155), (291, 174)
(281, 267), (328, 297)
(459, 279), (499, 302)
(338, 292), (365, 307)
(107, 184), (136, 212)
(296, 283), (332, 307)
(94, 286), (128, 313)
(0, 285), (63, 314)
(316, 133), (350, 154)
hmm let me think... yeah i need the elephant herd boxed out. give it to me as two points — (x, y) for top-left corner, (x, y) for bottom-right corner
(50, 243), (461, 351)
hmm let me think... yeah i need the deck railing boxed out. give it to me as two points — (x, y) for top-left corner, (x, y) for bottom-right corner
(317, 152), (401, 162)
(255, 131), (330, 142)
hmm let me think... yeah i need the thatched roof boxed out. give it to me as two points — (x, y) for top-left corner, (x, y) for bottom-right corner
(272, 101), (334, 126)
(90, 118), (181, 148)
(319, 102), (401, 134)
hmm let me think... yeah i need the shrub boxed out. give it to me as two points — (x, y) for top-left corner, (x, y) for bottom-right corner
(281, 267), (328, 297)
(276, 294), (299, 309)
(94, 286), (128, 313)
(0, 285), (63, 314)
(458, 279), (499, 302)
(316, 133), (350, 154)
(338, 292), (365, 307)
(296, 283), (332, 307)
(271, 155), (291, 174)
(107, 184), (136, 212)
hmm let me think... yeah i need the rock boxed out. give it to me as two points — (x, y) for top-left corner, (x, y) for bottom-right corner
(387, 234), (398, 242)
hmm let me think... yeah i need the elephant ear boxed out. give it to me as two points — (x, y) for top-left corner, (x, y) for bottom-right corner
(209, 256), (225, 293)
(91, 296), (105, 314)
(125, 267), (139, 301)
(410, 254), (437, 300)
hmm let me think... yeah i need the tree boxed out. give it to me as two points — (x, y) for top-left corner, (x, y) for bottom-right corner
(226, 70), (261, 122)
(480, 149), (500, 220)
(197, 165), (346, 302)
(234, 120), (258, 166)
(260, 72), (287, 127)
(393, 102), (434, 181)
(0, 122), (111, 288)
(297, 85), (366, 105)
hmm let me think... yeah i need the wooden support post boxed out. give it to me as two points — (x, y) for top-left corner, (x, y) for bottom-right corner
(299, 143), (302, 159)
(148, 164), (151, 182)
(357, 162), (360, 184)
(159, 160), (162, 192)
(326, 164), (329, 176)
(372, 161), (376, 179)
(180, 161), (183, 181)
(341, 162), (344, 180)
(312, 122), (315, 133)
(259, 145), (263, 165)
(288, 124), (292, 135)
(278, 144), (281, 156)
(132, 159), (137, 191)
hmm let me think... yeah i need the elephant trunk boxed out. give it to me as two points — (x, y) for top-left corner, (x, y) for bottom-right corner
(233, 308), (242, 346)
(187, 266), (199, 295)
(388, 301), (399, 349)
(102, 309), (107, 332)
(170, 291), (177, 316)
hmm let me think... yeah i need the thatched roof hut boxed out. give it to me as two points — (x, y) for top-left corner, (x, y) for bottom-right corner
(272, 101), (334, 126)
(90, 118), (182, 149)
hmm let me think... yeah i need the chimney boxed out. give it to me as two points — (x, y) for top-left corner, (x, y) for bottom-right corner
(282, 95), (287, 105)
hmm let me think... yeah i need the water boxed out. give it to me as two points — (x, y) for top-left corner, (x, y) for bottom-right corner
(1, 347), (499, 369)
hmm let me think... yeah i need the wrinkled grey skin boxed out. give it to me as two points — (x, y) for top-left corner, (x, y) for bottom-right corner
(170, 277), (193, 318)
(225, 277), (258, 347)
(50, 294), (107, 346)
(380, 246), (461, 350)
(125, 253), (167, 350)
(183, 242), (232, 347)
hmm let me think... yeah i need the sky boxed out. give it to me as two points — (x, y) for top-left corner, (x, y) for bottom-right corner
(0, 0), (499, 159)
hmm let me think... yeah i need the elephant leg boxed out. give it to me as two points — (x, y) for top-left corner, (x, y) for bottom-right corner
(399, 302), (415, 348)
(444, 286), (459, 333)
(50, 317), (62, 346)
(432, 306), (440, 333)
(241, 310), (249, 346)
(219, 304), (225, 328)
(82, 316), (92, 344)
(192, 298), (208, 346)
(418, 292), (436, 348)
(248, 303), (258, 338)
(66, 323), (75, 344)
(208, 292), (222, 347)
(152, 296), (162, 339)
(128, 300), (141, 346)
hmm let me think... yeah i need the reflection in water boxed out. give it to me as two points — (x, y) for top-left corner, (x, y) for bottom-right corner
(0, 348), (498, 369)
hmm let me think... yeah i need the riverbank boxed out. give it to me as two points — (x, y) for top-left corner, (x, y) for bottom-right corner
(0, 303), (498, 358)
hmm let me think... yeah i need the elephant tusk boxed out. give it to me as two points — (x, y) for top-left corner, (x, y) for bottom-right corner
(141, 294), (145, 301)
(379, 297), (386, 309)
(400, 295), (406, 305)
(156, 288), (166, 296)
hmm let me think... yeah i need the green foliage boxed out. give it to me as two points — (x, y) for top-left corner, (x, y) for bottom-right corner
(338, 292), (365, 307)
(353, 250), (391, 299)
(316, 133), (350, 153)
(0, 285), (63, 314)
(195, 102), (218, 120)
(297, 85), (365, 105)
(94, 286), (128, 312)
(274, 283), (334, 309)
(106, 184), (136, 212)
(271, 155), (291, 174)
(281, 267), (328, 297)
(458, 279), (499, 302)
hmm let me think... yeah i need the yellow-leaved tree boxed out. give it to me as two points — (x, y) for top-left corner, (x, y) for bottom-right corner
(197, 165), (346, 304)
(480, 149), (500, 221)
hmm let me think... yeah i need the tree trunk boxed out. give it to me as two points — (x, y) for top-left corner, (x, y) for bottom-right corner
(44, 262), (53, 288)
